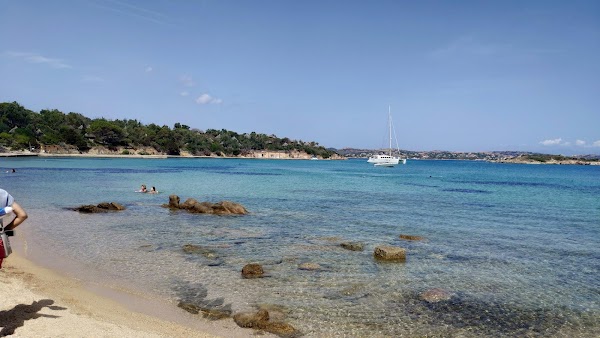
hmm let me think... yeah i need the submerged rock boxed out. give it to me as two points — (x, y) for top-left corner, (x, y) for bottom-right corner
(420, 288), (453, 303)
(163, 195), (248, 215)
(298, 262), (322, 271)
(399, 234), (425, 241)
(233, 309), (299, 337)
(374, 245), (406, 261)
(177, 301), (232, 320)
(340, 242), (365, 251)
(242, 263), (265, 278)
(72, 202), (125, 213)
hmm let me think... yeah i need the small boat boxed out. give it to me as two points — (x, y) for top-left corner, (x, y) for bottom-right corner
(310, 156), (318, 160)
(367, 106), (406, 167)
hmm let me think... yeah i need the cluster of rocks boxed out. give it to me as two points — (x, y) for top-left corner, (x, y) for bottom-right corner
(164, 195), (248, 215)
(71, 195), (249, 216)
(231, 233), (430, 335)
(233, 309), (299, 337)
(72, 202), (125, 213)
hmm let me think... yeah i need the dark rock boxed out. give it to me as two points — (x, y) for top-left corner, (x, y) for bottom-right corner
(181, 198), (200, 210)
(218, 201), (248, 214)
(233, 309), (299, 337)
(178, 302), (200, 314)
(200, 306), (231, 320)
(73, 202), (126, 213)
(242, 263), (264, 278)
(74, 205), (104, 213)
(168, 195), (180, 208)
(340, 242), (365, 251)
(374, 245), (406, 261)
(163, 195), (248, 215)
(177, 301), (232, 320)
(97, 202), (125, 210)
(191, 202), (213, 214)
(399, 234), (425, 241)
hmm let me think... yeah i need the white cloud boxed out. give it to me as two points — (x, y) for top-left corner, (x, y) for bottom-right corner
(5, 51), (71, 69)
(540, 138), (563, 146)
(180, 91), (189, 97)
(180, 75), (195, 87)
(145, 66), (153, 72)
(196, 93), (222, 105)
(575, 140), (586, 146)
(593, 140), (600, 147)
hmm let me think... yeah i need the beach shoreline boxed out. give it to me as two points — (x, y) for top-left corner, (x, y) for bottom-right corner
(1, 233), (267, 338)
(0, 151), (344, 160)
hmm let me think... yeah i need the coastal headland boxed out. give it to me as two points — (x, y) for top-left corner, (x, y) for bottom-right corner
(0, 147), (346, 160)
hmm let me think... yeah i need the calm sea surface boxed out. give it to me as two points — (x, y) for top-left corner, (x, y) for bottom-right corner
(2, 157), (599, 337)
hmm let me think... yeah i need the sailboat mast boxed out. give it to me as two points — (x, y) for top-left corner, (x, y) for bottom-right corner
(388, 105), (392, 156)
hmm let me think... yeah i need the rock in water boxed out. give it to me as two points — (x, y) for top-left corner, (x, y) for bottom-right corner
(242, 263), (264, 278)
(399, 234), (424, 241)
(298, 262), (322, 271)
(340, 242), (365, 251)
(420, 288), (453, 303)
(164, 195), (248, 215)
(168, 195), (180, 208)
(73, 202), (126, 213)
(233, 309), (299, 337)
(373, 245), (406, 261)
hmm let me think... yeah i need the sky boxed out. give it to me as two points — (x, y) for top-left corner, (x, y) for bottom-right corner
(1, 0), (599, 154)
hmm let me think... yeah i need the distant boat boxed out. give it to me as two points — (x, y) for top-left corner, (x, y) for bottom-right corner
(367, 106), (406, 167)
(310, 156), (318, 160)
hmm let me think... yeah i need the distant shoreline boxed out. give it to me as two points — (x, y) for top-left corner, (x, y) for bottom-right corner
(0, 151), (341, 160)
(1, 151), (598, 165)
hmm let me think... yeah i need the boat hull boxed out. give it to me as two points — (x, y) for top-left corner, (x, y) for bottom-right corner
(368, 155), (401, 166)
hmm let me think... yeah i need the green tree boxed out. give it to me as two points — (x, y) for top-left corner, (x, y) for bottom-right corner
(89, 119), (125, 146)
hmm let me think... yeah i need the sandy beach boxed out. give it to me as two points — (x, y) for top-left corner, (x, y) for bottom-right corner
(0, 251), (265, 337)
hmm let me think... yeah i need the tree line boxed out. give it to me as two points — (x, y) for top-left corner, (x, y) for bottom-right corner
(0, 101), (336, 158)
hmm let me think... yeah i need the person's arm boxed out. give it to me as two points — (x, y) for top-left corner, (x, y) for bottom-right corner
(4, 202), (27, 231)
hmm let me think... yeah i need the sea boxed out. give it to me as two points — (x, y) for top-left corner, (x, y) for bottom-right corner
(2, 157), (599, 337)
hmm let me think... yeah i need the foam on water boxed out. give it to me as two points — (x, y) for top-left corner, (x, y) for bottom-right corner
(2, 157), (599, 337)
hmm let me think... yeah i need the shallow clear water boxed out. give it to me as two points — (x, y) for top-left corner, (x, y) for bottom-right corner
(2, 157), (599, 337)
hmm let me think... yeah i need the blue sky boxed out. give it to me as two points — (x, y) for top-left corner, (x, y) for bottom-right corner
(1, 0), (599, 154)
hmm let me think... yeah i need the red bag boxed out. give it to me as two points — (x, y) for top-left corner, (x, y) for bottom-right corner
(0, 236), (5, 269)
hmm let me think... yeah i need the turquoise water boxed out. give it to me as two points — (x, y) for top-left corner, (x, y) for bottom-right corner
(2, 157), (599, 337)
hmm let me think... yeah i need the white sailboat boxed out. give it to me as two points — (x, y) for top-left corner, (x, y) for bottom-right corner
(367, 106), (406, 167)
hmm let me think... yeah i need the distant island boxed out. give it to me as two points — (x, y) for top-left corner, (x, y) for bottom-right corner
(0, 101), (341, 159)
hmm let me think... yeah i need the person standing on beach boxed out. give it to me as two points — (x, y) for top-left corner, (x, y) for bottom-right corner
(0, 188), (28, 269)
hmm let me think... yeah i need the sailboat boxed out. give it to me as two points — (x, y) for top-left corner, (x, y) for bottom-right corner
(367, 106), (406, 167)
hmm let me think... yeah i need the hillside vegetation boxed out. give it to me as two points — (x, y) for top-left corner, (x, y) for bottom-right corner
(0, 102), (337, 158)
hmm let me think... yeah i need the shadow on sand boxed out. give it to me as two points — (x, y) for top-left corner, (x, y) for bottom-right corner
(0, 299), (66, 336)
